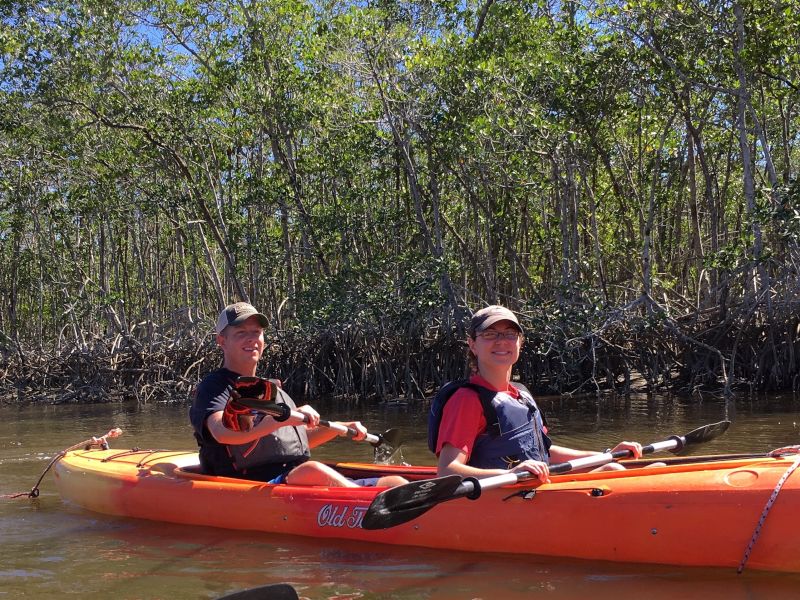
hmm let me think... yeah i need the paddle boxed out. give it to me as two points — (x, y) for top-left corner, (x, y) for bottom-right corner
(361, 420), (731, 530)
(217, 583), (298, 600)
(236, 397), (401, 449)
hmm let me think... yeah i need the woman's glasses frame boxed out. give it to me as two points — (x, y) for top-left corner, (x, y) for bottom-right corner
(476, 330), (521, 341)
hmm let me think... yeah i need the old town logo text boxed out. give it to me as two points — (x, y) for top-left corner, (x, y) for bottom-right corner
(317, 504), (368, 529)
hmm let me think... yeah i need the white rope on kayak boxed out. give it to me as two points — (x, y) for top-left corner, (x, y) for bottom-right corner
(1, 428), (122, 500)
(737, 446), (800, 574)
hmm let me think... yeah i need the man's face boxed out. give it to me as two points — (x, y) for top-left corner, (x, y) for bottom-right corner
(217, 315), (266, 373)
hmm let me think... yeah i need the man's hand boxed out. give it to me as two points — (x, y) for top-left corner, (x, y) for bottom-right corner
(337, 421), (367, 441)
(293, 405), (320, 429)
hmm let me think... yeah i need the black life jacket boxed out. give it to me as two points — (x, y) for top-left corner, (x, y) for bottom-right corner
(190, 369), (310, 477)
(223, 387), (311, 472)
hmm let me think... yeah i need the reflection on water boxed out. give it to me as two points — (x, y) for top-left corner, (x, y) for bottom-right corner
(2, 394), (800, 598)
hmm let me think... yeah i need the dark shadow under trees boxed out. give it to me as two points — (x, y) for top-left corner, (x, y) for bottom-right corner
(3, 291), (799, 405)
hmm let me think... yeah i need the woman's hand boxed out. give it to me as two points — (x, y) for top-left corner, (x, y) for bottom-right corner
(510, 459), (550, 482)
(609, 441), (643, 459)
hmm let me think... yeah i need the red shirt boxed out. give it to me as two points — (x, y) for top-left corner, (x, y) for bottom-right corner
(435, 374), (522, 460)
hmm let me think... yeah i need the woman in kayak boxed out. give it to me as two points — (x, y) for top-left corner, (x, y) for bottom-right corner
(433, 305), (645, 482)
(189, 302), (407, 488)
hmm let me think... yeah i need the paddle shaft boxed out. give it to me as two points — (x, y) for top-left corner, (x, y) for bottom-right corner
(358, 420), (733, 530)
(455, 436), (685, 497)
(233, 376), (400, 448)
(453, 422), (732, 500)
(361, 420), (731, 530)
(317, 418), (383, 446)
(240, 400), (387, 446)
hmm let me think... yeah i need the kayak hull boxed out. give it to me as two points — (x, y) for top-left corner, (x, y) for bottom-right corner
(53, 449), (800, 573)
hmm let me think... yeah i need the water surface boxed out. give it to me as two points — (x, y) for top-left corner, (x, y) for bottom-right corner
(2, 394), (799, 598)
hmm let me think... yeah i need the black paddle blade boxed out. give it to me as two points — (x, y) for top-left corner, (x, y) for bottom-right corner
(372, 428), (404, 464)
(361, 475), (464, 530)
(233, 377), (280, 401)
(670, 419), (731, 454)
(217, 583), (298, 600)
(375, 428), (402, 448)
(684, 420), (730, 444)
(233, 398), (290, 419)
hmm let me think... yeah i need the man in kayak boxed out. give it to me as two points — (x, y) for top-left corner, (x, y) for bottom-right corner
(190, 302), (407, 487)
(432, 305), (646, 483)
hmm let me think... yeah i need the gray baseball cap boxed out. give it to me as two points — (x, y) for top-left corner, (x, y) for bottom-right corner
(215, 302), (269, 334)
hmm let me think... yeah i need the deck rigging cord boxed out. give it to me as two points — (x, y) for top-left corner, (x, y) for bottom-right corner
(2, 427), (122, 499)
(737, 445), (800, 573)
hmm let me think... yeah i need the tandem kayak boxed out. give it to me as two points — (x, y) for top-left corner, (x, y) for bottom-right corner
(52, 445), (800, 573)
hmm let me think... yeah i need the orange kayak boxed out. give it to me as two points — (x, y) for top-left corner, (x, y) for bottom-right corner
(53, 448), (800, 573)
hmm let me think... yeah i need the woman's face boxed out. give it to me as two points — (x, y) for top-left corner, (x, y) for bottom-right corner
(467, 320), (522, 371)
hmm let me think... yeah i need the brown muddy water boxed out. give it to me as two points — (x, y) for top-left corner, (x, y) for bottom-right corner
(2, 393), (800, 599)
